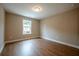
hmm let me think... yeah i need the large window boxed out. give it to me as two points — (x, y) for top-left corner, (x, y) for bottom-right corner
(23, 19), (32, 34)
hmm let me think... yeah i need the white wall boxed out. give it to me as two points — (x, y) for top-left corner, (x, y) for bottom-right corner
(41, 8), (79, 48)
(0, 5), (5, 53)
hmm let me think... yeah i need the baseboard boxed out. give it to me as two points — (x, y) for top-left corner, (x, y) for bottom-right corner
(42, 36), (79, 49)
(5, 38), (26, 44)
(5, 36), (40, 44)
(0, 43), (5, 55)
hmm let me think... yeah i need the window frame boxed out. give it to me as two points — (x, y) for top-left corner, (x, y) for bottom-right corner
(23, 19), (32, 35)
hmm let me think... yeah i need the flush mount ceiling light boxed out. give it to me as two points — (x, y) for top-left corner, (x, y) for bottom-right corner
(32, 6), (42, 12)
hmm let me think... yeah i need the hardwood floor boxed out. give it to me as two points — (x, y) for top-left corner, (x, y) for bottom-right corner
(1, 39), (79, 56)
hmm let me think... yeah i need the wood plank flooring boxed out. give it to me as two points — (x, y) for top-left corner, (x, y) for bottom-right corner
(1, 39), (79, 56)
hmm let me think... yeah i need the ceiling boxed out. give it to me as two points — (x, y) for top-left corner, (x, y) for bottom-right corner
(0, 3), (79, 19)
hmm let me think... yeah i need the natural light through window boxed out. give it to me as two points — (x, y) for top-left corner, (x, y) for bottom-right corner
(23, 19), (32, 34)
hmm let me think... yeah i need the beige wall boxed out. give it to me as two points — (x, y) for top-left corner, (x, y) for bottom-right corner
(5, 12), (40, 41)
(0, 5), (5, 53)
(78, 8), (79, 35)
(41, 8), (79, 47)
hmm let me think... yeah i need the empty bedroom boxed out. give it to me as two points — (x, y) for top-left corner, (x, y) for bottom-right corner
(0, 3), (79, 56)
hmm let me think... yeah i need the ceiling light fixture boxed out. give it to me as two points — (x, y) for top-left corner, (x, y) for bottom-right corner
(32, 6), (42, 12)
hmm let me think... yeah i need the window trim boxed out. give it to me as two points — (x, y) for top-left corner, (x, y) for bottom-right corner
(23, 19), (32, 35)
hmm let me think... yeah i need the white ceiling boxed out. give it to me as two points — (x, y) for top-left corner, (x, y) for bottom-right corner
(0, 3), (78, 19)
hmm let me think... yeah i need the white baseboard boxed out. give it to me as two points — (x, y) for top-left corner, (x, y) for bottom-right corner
(0, 43), (5, 54)
(5, 38), (27, 44)
(5, 36), (40, 44)
(42, 36), (79, 49)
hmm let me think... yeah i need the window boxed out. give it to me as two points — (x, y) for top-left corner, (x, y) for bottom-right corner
(23, 19), (32, 34)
